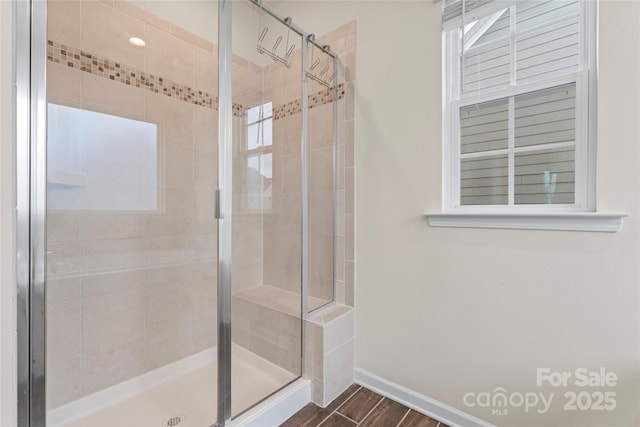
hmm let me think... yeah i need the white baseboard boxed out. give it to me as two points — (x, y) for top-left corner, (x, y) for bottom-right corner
(354, 368), (494, 427)
(47, 347), (217, 427)
(232, 378), (310, 427)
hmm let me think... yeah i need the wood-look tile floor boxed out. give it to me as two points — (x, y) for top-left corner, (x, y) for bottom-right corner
(280, 384), (448, 427)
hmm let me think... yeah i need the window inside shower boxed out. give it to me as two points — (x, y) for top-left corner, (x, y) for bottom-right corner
(245, 102), (273, 211)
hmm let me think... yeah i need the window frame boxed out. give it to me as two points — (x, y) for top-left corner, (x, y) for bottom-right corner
(242, 102), (274, 212)
(442, 0), (598, 214)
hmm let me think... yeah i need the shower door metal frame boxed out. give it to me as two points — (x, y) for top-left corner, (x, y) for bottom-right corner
(216, 0), (339, 424)
(216, 0), (233, 425)
(16, 0), (48, 426)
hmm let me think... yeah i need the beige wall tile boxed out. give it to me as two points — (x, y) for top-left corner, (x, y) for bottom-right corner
(145, 174), (194, 237)
(144, 325), (193, 371)
(323, 339), (354, 405)
(309, 235), (333, 299)
(47, 298), (82, 365)
(345, 167), (354, 214)
(309, 103), (333, 149)
(323, 309), (354, 353)
(345, 120), (354, 167)
(47, 277), (82, 302)
(342, 52), (355, 83)
(47, 0), (82, 48)
(282, 153), (302, 194)
(113, 1), (171, 32)
(194, 151), (218, 191)
(145, 24), (194, 87)
(344, 281), (354, 307)
(82, 73), (145, 119)
(262, 227), (283, 288)
(193, 316), (217, 352)
(144, 215), (193, 238)
(193, 105), (218, 152)
(160, 188), (195, 218)
(310, 146), (333, 192)
(345, 212), (354, 261)
(161, 143), (194, 190)
(47, 62), (82, 107)
(81, 0), (146, 70)
(82, 287), (145, 354)
(170, 24), (214, 52)
(194, 47), (218, 97)
(80, 213), (144, 240)
(337, 144), (345, 190)
(345, 82), (355, 121)
(47, 212), (81, 243)
(82, 342), (145, 395)
(145, 92), (194, 146)
(82, 270), (144, 297)
(280, 193), (301, 233)
(312, 377), (324, 406)
(231, 221), (263, 291)
(283, 116), (303, 156)
(47, 242), (82, 277)
(335, 281), (346, 305)
(193, 189), (216, 235)
(309, 190), (333, 236)
(192, 233), (217, 261)
(82, 238), (147, 272)
(336, 236), (345, 282)
(336, 190), (345, 237)
(146, 235), (192, 265)
(345, 260), (354, 306)
(46, 357), (82, 410)
(145, 265), (195, 336)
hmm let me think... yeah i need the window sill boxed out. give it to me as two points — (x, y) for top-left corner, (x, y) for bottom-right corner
(424, 211), (627, 232)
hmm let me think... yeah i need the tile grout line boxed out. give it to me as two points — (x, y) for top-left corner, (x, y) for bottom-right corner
(394, 408), (411, 427)
(313, 386), (362, 427)
(354, 395), (385, 426)
(335, 411), (358, 425)
(333, 385), (362, 412)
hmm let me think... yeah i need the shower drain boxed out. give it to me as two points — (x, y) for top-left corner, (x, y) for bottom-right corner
(163, 414), (186, 427)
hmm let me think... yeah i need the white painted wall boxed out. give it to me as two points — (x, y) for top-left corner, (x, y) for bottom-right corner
(275, 1), (640, 425)
(0, 1), (17, 426)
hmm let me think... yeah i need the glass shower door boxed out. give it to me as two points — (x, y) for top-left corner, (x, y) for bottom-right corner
(44, 1), (219, 425)
(224, 0), (304, 418)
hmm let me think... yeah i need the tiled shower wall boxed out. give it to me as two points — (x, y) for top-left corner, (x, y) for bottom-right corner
(45, 0), (221, 409)
(317, 22), (356, 307)
(45, 0), (355, 411)
(261, 21), (356, 306)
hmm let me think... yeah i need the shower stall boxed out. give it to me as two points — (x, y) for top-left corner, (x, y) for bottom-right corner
(16, 0), (352, 425)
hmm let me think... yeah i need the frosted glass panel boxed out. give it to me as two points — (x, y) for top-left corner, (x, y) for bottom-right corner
(47, 103), (158, 211)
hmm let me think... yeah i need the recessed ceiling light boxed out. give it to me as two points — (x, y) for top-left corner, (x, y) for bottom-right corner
(129, 37), (146, 47)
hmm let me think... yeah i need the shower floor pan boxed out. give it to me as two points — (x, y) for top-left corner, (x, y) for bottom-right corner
(51, 344), (297, 427)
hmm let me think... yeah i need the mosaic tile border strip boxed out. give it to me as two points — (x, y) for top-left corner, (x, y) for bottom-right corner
(273, 83), (346, 120)
(47, 40), (344, 121)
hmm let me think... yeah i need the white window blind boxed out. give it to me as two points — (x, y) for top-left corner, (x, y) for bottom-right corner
(443, 0), (595, 210)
